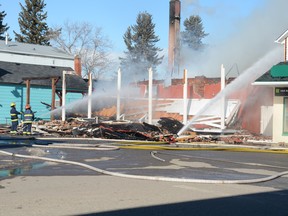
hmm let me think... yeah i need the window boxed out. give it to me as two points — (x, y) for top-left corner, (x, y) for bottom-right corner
(283, 97), (288, 134)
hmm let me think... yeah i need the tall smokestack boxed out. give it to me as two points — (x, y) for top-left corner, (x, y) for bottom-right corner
(168, 0), (181, 76)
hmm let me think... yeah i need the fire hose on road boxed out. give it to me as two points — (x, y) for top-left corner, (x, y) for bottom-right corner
(1, 147), (288, 184)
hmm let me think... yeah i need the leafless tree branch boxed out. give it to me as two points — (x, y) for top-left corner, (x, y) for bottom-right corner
(49, 20), (113, 79)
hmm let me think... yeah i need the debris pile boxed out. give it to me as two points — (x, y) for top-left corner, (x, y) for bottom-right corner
(0, 125), (10, 134)
(157, 117), (184, 134)
(1, 117), (272, 145)
(35, 117), (184, 142)
(218, 135), (245, 144)
(72, 122), (164, 141)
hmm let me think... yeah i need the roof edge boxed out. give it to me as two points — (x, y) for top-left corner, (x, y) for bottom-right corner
(252, 81), (288, 86)
(275, 29), (288, 44)
(0, 49), (74, 60)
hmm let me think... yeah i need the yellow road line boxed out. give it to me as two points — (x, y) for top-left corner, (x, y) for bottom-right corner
(118, 145), (288, 154)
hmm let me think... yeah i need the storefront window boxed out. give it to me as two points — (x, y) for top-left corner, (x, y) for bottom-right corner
(284, 97), (288, 134)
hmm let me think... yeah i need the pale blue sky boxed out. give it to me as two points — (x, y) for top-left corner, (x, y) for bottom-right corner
(3, 0), (262, 52)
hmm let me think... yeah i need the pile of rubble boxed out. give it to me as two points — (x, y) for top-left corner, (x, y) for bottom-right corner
(34, 117), (185, 143)
(0, 117), (272, 145)
(0, 125), (10, 134)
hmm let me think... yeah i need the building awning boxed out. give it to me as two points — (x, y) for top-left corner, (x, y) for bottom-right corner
(271, 64), (288, 77)
(253, 62), (288, 86)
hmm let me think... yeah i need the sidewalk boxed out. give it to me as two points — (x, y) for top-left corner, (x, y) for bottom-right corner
(1, 175), (287, 216)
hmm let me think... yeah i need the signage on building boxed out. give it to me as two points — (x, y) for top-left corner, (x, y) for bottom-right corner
(275, 87), (288, 96)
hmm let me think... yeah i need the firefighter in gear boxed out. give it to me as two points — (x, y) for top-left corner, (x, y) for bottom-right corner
(23, 104), (34, 135)
(10, 102), (22, 134)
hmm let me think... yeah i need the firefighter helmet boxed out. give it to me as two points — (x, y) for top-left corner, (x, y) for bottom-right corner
(10, 102), (16, 107)
(25, 104), (31, 109)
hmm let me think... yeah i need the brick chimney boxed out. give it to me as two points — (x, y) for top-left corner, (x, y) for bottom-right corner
(168, 0), (181, 76)
(74, 55), (82, 76)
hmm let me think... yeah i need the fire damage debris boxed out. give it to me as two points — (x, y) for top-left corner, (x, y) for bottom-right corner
(157, 117), (184, 134)
(0, 117), (273, 145)
(182, 134), (245, 144)
(33, 117), (187, 143)
(72, 121), (167, 141)
(0, 125), (10, 134)
(177, 131), (273, 145)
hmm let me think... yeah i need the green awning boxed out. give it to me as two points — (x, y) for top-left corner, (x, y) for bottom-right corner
(271, 64), (288, 77)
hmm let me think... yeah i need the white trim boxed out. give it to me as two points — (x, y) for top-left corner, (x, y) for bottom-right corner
(252, 81), (288, 86)
(275, 29), (288, 44)
(0, 50), (73, 60)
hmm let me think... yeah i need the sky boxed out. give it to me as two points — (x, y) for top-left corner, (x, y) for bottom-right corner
(2, 0), (287, 79)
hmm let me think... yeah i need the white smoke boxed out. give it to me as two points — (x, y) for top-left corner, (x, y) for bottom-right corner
(177, 0), (287, 78)
(181, 0), (214, 16)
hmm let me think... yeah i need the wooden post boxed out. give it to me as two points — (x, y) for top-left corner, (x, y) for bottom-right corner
(26, 80), (30, 105)
(22, 76), (61, 121)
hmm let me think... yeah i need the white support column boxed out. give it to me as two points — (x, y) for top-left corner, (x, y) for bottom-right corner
(5, 32), (8, 45)
(62, 71), (74, 122)
(87, 72), (92, 118)
(116, 68), (121, 121)
(221, 64), (226, 130)
(285, 37), (287, 62)
(62, 71), (67, 122)
(148, 68), (153, 124)
(183, 69), (188, 124)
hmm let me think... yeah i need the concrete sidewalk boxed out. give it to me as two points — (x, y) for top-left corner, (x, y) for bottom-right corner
(1, 175), (288, 216)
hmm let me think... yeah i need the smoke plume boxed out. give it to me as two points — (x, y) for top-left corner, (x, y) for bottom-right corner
(178, 0), (287, 78)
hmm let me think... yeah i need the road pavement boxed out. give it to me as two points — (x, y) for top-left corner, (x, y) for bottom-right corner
(1, 139), (288, 215)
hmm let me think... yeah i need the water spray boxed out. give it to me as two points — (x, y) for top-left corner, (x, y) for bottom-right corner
(177, 47), (282, 136)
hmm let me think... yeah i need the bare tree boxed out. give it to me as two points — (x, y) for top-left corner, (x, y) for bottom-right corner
(49, 21), (112, 79)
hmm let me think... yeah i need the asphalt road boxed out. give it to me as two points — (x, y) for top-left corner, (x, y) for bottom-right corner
(2, 143), (288, 187)
(1, 139), (288, 215)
